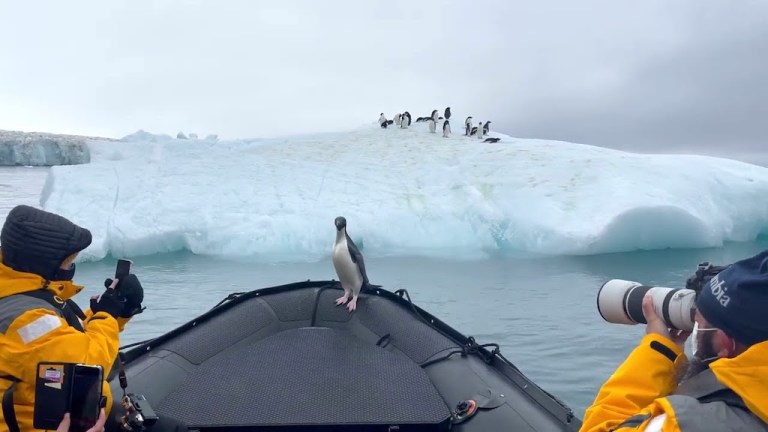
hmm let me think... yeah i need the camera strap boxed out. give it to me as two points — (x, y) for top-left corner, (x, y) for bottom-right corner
(118, 352), (129, 397)
(1, 376), (20, 432)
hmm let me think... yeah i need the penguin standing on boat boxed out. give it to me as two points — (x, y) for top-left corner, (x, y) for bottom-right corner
(332, 216), (377, 312)
(442, 120), (451, 137)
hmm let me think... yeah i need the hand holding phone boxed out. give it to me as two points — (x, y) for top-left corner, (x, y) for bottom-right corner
(103, 259), (145, 318)
(102, 259), (131, 290)
(115, 259), (132, 281)
(56, 409), (107, 432)
(34, 363), (104, 432)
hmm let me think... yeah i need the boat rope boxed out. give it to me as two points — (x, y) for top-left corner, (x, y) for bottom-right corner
(210, 292), (247, 309)
(419, 337), (501, 367)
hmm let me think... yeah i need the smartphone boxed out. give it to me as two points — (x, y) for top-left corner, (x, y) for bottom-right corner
(33, 363), (103, 432)
(68, 364), (104, 432)
(115, 258), (133, 279)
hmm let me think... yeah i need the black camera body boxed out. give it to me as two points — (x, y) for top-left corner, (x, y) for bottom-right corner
(120, 393), (159, 431)
(686, 261), (728, 293)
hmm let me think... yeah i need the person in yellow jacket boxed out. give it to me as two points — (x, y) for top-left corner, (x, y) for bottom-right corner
(581, 250), (768, 432)
(0, 205), (145, 432)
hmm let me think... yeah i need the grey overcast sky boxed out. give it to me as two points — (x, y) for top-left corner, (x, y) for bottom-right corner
(0, 0), (766, 152)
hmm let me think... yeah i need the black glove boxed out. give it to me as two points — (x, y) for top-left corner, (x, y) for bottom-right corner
(90, 289), (125, 318)
(104, 273), (145, 318)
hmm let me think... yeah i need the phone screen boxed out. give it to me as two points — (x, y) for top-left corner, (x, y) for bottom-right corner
(115, 259), (132, 279)
(69, 365), (103, 432)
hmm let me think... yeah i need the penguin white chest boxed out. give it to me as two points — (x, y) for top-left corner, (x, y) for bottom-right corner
(332, 238), (363, 291)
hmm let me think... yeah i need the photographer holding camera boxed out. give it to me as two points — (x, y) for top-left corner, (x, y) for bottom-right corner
(582, 251), (768, 431)
(0, 205), (145, 432)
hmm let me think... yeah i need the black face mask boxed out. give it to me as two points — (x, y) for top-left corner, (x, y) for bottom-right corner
(52, 264), (76, 281)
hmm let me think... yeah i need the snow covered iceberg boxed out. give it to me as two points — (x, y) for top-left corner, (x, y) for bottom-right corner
(39, 123), (768, 262)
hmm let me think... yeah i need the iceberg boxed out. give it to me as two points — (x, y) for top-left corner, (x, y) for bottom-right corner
(0, 130), (93, 166)
(39, 123), (768, 263)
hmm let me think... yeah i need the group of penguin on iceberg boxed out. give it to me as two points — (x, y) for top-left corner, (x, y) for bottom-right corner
(377, 107), (500, 143)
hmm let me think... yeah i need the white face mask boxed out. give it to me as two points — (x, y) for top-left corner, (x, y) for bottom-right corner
(691, 322), (718, 359)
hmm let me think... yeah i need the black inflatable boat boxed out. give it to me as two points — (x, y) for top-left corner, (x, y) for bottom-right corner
(106, 281), (582, 431)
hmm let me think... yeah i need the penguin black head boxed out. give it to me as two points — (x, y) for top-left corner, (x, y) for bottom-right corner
(334, 216), (347, 231)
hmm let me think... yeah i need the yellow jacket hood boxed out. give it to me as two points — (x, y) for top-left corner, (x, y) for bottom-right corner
(0, 254), (84, 301)
(710, 340), (768, 423)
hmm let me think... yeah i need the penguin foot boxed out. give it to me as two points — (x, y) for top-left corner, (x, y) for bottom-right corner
(335, 295), (349, 306)
(346, 297), (358, 312)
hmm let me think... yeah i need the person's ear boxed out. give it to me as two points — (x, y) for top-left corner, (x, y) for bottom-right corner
(714, 330), (736, 358)
(60, 253), (78, 269)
